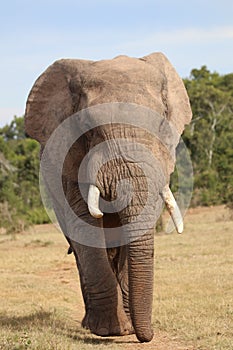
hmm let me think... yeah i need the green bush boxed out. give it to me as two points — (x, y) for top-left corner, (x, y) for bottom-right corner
(27, 207), (50, 225)
(0, 117), (50, 233)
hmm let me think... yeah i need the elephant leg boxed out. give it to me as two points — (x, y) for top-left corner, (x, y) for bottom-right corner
(103, 213), (131, 323)
(107, 245), (131, 319)
(64, 181), (133, 336)
(65, 235), (89, 306)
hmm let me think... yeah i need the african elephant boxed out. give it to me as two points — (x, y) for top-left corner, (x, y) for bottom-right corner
(25, 52), (192, 343)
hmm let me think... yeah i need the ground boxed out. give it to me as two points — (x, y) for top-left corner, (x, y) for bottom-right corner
(0, 206), (232, 350)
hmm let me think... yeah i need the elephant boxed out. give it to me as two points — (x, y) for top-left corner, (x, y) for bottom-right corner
(25, 52), (192, 343)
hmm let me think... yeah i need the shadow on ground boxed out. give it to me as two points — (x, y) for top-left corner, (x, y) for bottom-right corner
(0, 310), (52, 329)
(0, 310), (138, 345)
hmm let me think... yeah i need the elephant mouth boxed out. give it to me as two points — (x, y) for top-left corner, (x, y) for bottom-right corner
(87, 183), (183, 234)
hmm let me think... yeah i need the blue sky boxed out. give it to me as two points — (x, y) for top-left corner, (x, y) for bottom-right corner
(1, 0), (233, 126)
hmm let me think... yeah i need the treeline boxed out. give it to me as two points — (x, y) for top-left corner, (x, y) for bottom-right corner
(0, 117), (48, 232)
(0, 66), (232, 232)
(183, 66), (233, 206)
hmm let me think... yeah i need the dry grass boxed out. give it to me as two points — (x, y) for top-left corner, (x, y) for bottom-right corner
(0, 206), (232, 349)
(154, 206), (233, 349)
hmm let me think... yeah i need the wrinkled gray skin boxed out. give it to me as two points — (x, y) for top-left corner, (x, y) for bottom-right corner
(25, 52), (192, 342)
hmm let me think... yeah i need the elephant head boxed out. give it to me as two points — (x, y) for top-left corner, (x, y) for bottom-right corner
(25, 52), (192, 342)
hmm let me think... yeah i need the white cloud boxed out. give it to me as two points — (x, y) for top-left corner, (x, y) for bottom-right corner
(123, 26), (233, 50)
(163, 26), (233, 44)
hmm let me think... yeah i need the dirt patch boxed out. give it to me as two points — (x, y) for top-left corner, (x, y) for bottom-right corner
(113, 333), (195, 350)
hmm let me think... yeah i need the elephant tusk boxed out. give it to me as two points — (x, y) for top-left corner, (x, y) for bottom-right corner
(87, 185), (104, 219)
(161, 185), (183, 234)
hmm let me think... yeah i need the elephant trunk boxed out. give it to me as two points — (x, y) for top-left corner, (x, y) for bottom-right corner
(127, 229), (154, 342)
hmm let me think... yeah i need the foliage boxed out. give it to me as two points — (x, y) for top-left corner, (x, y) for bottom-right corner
(0, 115), (26, 141)
(0, 117), (49, 232)
(182, 66), (233, 206)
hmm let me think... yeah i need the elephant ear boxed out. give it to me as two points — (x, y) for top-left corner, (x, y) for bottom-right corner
(140, 53), (192, 179)
(25, 59), (91, 180)
(144, 52), (192, 136)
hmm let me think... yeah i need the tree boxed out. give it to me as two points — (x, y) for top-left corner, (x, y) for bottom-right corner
(0, 116), (26, 140)
(0, 117), (49, 232)
(183, 67), (233, 205)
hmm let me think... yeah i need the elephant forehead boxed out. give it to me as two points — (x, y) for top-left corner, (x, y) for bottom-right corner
(69, 56), (167, 114)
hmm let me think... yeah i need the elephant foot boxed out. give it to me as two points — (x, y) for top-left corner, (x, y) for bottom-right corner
(82, 308), (134, 337)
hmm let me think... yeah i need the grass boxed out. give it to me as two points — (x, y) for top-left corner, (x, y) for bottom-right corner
(0, 207), (232, 349)
(154, 206), (233, 349)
